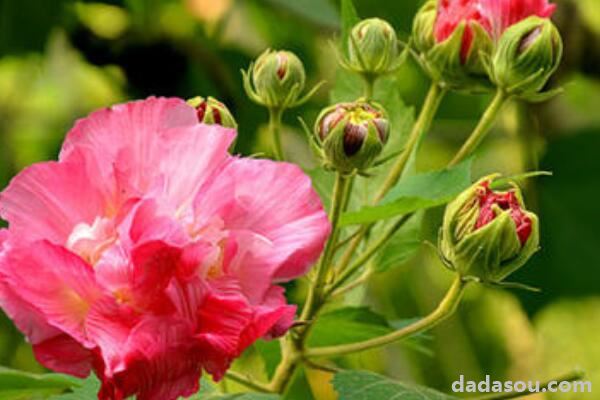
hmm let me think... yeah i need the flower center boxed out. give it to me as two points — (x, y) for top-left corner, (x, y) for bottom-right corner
(66, 217), (117, 265)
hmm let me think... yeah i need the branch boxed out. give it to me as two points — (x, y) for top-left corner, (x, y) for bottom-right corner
(305, 275), (468, 358)
(225, 370), (272, 393)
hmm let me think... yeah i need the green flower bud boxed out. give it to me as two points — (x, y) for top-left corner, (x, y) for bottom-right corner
(348, 18), (399, 76)
(491, 16), (563, 98)
(250, 49), (306, 109)
(438, 175), (540, 283)
(412, 0), (493, 92)
(315, 101), (388, 174)
(412, 0), (437, 56)
(188, 96), (237, 129)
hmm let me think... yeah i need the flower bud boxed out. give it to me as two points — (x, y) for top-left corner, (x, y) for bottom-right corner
(250, 49), (306, 109)
(315, 101), (388, 173)
(438, 175), (540, 283)
(412, 0), (493, 91)
(347, 18), (399, 76)
(491, 16), (562, 98)
(188, 96), (237, 129)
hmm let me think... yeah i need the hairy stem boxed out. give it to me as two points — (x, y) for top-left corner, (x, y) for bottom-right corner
(449, 89), (508, 167)
(305, 276), (468, 358)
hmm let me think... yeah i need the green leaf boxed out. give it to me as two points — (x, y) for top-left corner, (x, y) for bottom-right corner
(0, 367), (81, 400)
(254, 340), (282, 380)
(340, 0), (360, 56)
(340, 159), (473, 226)
(333, 370), (458, 400)
(48, 375), (99, 400)
(307, 307), (393, 347)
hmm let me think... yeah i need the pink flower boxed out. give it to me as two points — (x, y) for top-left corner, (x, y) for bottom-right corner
(0, 98), (330, 399)
(434, 0), (556, 63)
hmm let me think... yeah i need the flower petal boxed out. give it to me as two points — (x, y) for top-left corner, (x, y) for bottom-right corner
(0, 150), (106, 244)
(33, 334), (93, 378)
(194, 158), (330, 282)
(59, 97), (235, 211)
(0, 241), (102, 345)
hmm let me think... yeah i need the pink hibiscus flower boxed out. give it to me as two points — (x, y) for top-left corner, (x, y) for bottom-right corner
(0, 98), (330, 399)
(434, 0), (556, 63)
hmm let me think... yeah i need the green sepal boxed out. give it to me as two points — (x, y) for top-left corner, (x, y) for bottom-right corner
(491, 16), (563, 99)
(439, 174), (541, 283)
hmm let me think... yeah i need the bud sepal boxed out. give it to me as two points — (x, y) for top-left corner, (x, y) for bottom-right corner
(338, 18), (406, 80)
(187, 96), (238, 129)
(490, 16), (563, 101)
(314, 101), (389, 174)
(242, 49), (324, 110)
(438, 175), (540, 283)
(412, 0), (493, 92)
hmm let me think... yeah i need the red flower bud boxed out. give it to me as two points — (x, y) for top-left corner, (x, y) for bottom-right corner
(474, 182), (532, 245)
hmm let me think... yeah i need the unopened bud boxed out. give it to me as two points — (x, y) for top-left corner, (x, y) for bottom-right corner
(439, 175), (540, 283)
(348, 18), (399, 76)
(491, 16), (562, 98)
(188, 96), (237, 129)
(315, 101), (388, 173)
(250, 49), (306, 109)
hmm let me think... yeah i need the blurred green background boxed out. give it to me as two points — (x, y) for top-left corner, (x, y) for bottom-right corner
(1, 0), (599, 398)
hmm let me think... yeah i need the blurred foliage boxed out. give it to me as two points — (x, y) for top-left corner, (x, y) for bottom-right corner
(0, 0), (599, 399)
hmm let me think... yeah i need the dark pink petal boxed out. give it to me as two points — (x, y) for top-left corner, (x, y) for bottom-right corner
(96, 317), (201, 400)
(480, 0), (556, 39)
(33, 334), (93, 378)
(238, 285), (296, 352)
(195, 281), (253, 380)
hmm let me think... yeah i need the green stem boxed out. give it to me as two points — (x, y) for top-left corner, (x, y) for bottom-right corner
(269, 173), (352, 393)
(363, 75), (375, 100)
(268, 336), (301, 393)
(374, 82), (446, 203)
(225, 370), (272, 393)
(305, 276), (468, 358)
(330, 82), (446, 276)
(300, 173), (352, 322)
(328, 214), (411, 295)
(449, 89), (508, 167)
(268, 108), (284, 161)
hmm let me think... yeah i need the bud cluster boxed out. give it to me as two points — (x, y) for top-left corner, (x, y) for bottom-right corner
(412, 0), (563, 97)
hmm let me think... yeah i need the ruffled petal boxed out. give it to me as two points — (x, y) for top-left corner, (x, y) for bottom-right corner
(33, 334), (93, 378)
(0, 241), (102, 345)
(59, 97), (235, 211)
(238, 285), (296, 352)
(95, 317), (201, 400)
(194, 158), (330, 282)
(0, 150), (106, 244)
